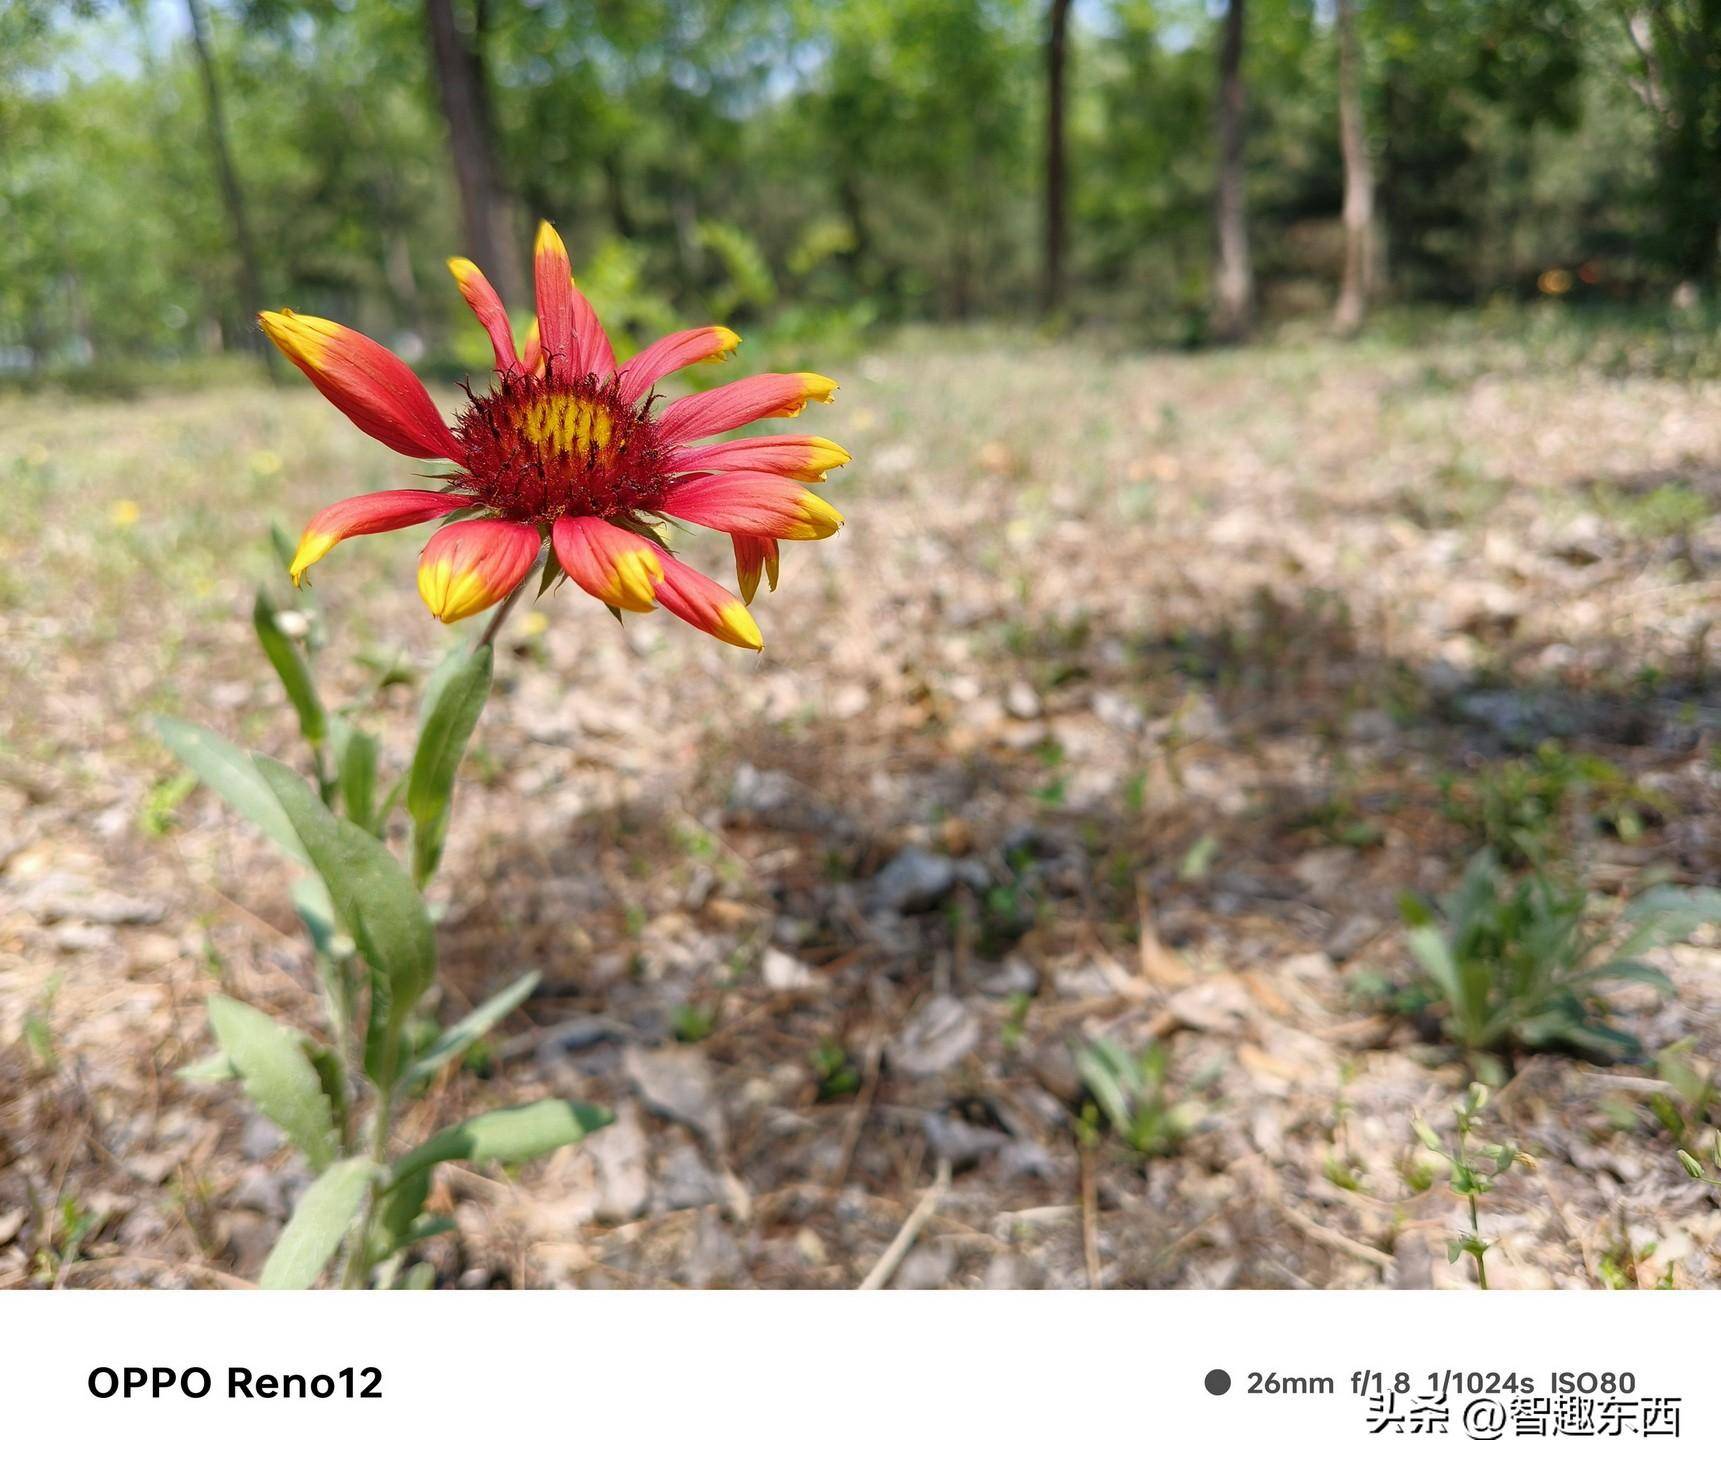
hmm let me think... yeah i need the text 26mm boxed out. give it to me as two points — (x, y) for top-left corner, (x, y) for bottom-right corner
(1248, 1373), (1335, 1395)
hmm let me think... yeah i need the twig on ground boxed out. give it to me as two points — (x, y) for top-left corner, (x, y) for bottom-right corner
(1080, 1141), (1102, 1288)
(858, 1158), (951, 1290)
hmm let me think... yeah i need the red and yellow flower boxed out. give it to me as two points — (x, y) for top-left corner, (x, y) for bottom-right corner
(261, 221), (849, 650)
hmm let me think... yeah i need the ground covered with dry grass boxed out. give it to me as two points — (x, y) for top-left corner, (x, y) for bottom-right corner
(2, 320), (1718, 1288)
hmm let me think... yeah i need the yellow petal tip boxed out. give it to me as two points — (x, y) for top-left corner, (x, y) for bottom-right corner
(534, 220), (566, 258)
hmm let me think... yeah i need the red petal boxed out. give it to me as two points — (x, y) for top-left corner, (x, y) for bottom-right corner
(447, 257), (519, 372)
(289, 489), (473, 587)
(659, 473), (844, 540)
(416, 518), (541, 623)
(616, 327), (740, 404)
(656, 373), (837, 444)
(259, 311), (463, 462)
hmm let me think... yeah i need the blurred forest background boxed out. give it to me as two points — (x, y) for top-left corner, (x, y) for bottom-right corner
(2, 0), (1717, 379)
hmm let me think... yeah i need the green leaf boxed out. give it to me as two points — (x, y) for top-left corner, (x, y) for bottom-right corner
(206, 995), (336, 1170)
(391, 1099), (612, 1184)
(332, 719), (380, 833)
(269, 522), (298, 575)
(176, 1048), (238, 1083)
(153, 717), (307, 864)
(257, 757), (436, 1026)
(405, 970), (542, 1087)
(260, 1157), (375, 1289)
(407, 645), (493, 886)
(253, 588), (327, 747)
(377, 1168), (430, 1252)
(1407, 926), (1462, 1005)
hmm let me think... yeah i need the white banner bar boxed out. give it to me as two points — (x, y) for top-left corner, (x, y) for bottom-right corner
(0, 1290), (1711, 1470)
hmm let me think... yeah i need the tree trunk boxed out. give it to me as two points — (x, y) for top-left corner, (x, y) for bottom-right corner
(1041, 0), (1073, 316)
(184, 0), (270, 361)
(1211, 0), (1253, 342)
(424, 0), (526, 309)
(1332, 0), (1375, 335)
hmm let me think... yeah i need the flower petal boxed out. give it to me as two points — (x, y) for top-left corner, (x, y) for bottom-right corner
(667, 434), (851, 483)
(533, 222), (576, 385)
(289, 489), (475, 588)
(447, 257), (519, 372)
(656, 373), (838, 444)
(732, 535), (779, 604)
(654, 553), (763, 651)
(520, 317), (544, 376)
(533, 221), (615, 384)
(551, 517), (761, 649)
(658, 473), (844, 540)
(259, 310), (464, 462)
(616, 327), (740, 404)
(551, 515), (665, 614)
(569, 280), (616, 381)
(416, 518), (541, 623)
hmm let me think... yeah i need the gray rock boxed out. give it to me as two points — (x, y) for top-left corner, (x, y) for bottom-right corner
(728, 763), (798, 816)
(52, 921), (115, 952)
(655, 1142), (723, 1211)
(588, 1103), (651, 1223)
(25, 871), (165, 926)
(891, 996), (981, 1077)
(761, 947), (819, 992)
(240, 1117), (284, 1162)
(870, 847), (987, 914)
(624, 1044), (726, 1147)
(892, 1242), (957, 1289)
(975, 955), (1038, 998)
(231, 1165), (289, 1219)
(1005, 679), (1042, 720)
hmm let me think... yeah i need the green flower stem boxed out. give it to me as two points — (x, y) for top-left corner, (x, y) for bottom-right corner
(341, 1010), (407, 1289)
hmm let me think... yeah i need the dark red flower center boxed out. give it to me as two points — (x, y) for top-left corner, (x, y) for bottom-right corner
(449, 371), (670, 524)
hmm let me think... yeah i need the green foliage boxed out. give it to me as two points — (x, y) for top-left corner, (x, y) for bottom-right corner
(156, 575), (608, 1288)
(7, 0), (1710, 377)
(390, 1100), (614, 1183)
(1074, 1038), (1204, 1157)
(206, 995), (337, 1171)
(1439, 742), (1664, 866)
(258, 756), (437, 1030)
(1390, 851), (1721, 1064)
(407, 645), (494, 887)
(1413, 1082), (1525, 1289)
(252, 588), (326, 749)
(260, 1158), (377, 1290)
(404, 970), (543, 1088)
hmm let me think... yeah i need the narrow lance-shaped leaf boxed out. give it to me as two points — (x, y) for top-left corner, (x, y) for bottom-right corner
(332, 717), (380, 833)
(257, 757), (437, 1026)
(259, 1157), (376, 1289)
(153, 717), (308, 863)
(408, 644), (493, 885)
(391, 1099), (612, 1184)
(253, 587), (327, 747)
(206, 995), (336, 1170)
(404, 970), (542, 1087)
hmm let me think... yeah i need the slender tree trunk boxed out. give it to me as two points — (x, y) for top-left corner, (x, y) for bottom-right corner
(1332, 0), (1375, 335)
(424, 0), (527, 309)
(1041, 0), (1073, 316)
(184, 0), (270, 361)
(601, 153), (637, 239)
(1211, 0), (1253, 342)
